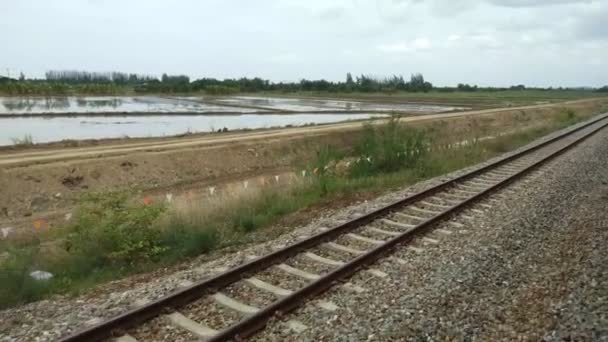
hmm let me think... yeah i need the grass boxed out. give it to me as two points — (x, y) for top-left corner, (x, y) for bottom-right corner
(0, 109), (592, 309)
(10, 134), (33, 146)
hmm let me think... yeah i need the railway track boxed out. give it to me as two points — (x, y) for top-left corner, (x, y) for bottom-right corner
(60, 114), (608, 342)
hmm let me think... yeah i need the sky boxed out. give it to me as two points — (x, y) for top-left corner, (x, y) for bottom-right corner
(1, 0), (607, 87)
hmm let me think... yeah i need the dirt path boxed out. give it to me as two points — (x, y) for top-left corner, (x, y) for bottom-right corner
(1, 98), (601, 168)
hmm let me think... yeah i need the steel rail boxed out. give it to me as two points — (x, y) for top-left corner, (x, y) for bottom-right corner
(60, 113), (608, 342)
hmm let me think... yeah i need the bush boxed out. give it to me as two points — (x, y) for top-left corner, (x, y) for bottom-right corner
(64, 192), (167, 267)
(0, 245), (54, 308)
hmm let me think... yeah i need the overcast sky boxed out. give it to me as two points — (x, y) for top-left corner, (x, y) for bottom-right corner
(1, 0), (607, 87)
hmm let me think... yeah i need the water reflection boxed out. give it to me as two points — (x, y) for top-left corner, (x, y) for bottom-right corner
(0, 113), (387, 145)
(2, 97), (71, 111)
(75, 97), (123, 108)
(0, 96), (264, 114)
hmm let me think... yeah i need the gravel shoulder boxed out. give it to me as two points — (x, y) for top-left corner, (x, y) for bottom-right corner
(1, 120), (607, 341)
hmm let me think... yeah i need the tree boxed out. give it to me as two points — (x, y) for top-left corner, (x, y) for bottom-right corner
(19, 72), (25, 81)
(406, 73), (433, 92)
(346, 72), (354, 85)
(596, 86), (608, 93)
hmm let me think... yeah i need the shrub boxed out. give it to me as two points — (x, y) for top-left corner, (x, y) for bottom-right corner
(0, 245), (54, 308)
(64, 192), (167, 267)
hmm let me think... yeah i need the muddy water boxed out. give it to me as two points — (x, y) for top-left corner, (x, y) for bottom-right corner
(0, 113), (386, 146)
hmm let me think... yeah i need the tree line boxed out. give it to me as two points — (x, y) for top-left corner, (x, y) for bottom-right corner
(45, 70), (157, 84)
(0, 70), (606, 96)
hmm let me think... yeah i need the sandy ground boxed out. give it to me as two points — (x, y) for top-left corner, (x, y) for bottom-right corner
(0, 98), (607, 238)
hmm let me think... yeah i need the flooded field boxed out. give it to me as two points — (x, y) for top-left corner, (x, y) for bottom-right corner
(0, 96), (263, 115)
(0, 95), (460, 146)
(0, 96), (463, 115)
(0, 113), (386, 145)
(211, 96), (465, 113)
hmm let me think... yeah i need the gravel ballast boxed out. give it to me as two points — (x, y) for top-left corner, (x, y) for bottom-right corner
(255, 124), (608, 341)
(0, 119), (606, 341)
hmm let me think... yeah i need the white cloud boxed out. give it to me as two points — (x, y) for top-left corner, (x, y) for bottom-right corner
(412, 37), (432, 49)
(378, 37), (432, 53)
(448, 34), (462, 41)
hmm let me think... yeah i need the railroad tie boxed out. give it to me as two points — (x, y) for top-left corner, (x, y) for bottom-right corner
(367, 269), (389, 278)
(244, 277), (293, 297)
(393, 212), (425, 221)
(165, 312), (218, 339)
(435, 228), (453, 235)
(420, 200), (450, 208)
(467, 181), (493, 188)
(347, 233), (385, 245)
(453, 188), (478, 195)
(212, 293), (260, 314)
(316, 300), (340, 311)
(276, 263), (321, 280)
(448, 221), (465, 228)
(343, 282), (366, 293)
(324, 242), (366, 255)
(460, 182), (486, 189)
(409, 206), (440, 215)
(408, 246), (425, 253)
(391, 257), (408, 265)
(441, 193), (469, 200)
(112, 335), (139, 342)
(286, 320), (309, 333)
(422, 237), (439, 244)
(382, 218), (416, 230)
(304, 252), (345, 266)
(430, 196), (459, 204)
(366, 226), (401, 237)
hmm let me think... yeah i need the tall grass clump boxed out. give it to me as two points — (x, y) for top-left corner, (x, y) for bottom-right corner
(10, 134), (34, 146)
(349, 117), (430, 177)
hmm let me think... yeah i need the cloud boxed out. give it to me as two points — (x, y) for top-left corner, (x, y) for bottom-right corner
(487, 0), (592, 7)
(471, 34), (504, 49)
(377, 37), (432, 53)
(573, 4), (608, 40)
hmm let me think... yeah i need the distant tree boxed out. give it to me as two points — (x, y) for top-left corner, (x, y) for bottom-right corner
(406, 73), (432, 92)
(19, 72), (25, 81)
(596, 85), (608, 93)
(457, 83), (478, 92)
(346, 72), (354, 85)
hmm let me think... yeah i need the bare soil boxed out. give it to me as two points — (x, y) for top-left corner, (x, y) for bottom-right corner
(1, 98), (607, 237)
